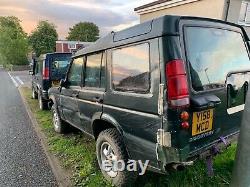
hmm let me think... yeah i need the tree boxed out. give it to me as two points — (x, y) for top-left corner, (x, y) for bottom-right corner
(67, 22), (99, 42)
(0, 16), (29, 65)
(29, 21), (58, 57)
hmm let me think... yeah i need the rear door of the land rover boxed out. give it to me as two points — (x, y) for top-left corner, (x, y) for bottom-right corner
(180, 19), (250, 155)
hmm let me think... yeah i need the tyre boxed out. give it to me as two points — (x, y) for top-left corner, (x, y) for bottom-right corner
(32, 87), (38, 99)
(38, 91), (48, 110)
(96, 128), (138, 186)
(51, 104), (67, 133)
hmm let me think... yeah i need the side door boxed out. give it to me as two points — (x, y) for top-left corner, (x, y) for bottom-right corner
(60, 57), (83, 128)
(103, 41), (161, 167)
(77, 51), (105, 134)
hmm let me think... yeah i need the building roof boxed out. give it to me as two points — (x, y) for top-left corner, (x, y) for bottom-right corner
(134, 0), (171, 11)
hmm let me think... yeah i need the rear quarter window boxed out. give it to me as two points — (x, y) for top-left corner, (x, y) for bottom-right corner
(184, 27), (250, 92)
(112, 43), (150, 93)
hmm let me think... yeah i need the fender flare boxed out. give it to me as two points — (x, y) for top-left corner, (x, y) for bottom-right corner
(99, 113), (124, 136)
(49, 95), (56, 104)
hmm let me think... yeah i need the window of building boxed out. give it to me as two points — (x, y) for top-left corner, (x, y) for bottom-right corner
(68, 43), (76, 49)
(112, 43), (150, 93)
(68, 57), (83, 86)
(239, 1), (250, 25)
(84, 52), (103, 88)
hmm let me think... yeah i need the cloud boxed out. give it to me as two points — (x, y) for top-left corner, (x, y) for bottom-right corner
(0, 0), (154, 39)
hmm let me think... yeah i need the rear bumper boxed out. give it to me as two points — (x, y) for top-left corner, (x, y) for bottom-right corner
(157, 131), (239, 172)
(188, 131), (239, 160)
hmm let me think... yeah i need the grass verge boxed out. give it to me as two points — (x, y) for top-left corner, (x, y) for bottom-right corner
(20, 86), (236, 187)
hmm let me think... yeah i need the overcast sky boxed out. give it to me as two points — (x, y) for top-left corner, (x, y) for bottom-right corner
(0, 0), (155, 39)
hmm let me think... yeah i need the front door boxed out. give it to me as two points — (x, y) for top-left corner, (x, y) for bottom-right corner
(60, 57), (83, 128)
(77, 51), (105, 134)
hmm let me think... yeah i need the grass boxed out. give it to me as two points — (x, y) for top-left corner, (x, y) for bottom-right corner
(20, 86), (236, 187)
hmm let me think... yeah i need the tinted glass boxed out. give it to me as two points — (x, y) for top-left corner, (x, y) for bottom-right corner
(36, 60), (42, 75)
(68, 57), (83, 86)
(112, 43), (150, 93)
(100, 54), (106, 88)
(35, 61), (39, 74)
(85, 53), (102, 88)
(185, 27), (250, 91)
(51, 55), (71, 79)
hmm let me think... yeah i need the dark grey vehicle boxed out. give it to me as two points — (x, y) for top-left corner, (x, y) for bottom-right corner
(48, 15), (250, 186)
(31, 52), (71, 110)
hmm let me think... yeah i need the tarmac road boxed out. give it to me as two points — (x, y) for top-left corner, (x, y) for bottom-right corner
(0, 68), (57, 186)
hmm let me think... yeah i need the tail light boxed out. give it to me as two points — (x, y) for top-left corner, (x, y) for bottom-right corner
(180, 111), (189, 121)
(166, 59), (190, 108)
(181, 122), (190, 129)
(43, 67), (49, 80)
(180, 111), (190, 130)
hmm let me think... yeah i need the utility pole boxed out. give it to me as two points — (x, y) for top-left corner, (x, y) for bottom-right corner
(230, 90), (250, 187)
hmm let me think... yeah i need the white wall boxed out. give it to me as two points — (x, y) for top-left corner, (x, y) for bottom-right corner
(139, 0), (227, 22)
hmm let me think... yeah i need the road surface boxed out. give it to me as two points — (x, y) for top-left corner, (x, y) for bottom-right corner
(0, 68), (57, 186)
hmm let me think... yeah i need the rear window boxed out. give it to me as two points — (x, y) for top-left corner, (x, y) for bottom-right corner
(51, 55), (71, 79)
(185, 27), (250, 92)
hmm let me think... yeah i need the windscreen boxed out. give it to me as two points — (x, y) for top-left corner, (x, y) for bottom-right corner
(185, 27), (250, 91)
(51, 55), (71, 80)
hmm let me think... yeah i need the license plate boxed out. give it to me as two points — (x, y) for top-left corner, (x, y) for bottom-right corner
(192, 109), (214, 136)
(52, 81), (60, 86)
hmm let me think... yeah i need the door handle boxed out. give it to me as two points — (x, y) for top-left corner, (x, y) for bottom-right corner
(93, 97), (103, 103)
(72, 93), (79, 98)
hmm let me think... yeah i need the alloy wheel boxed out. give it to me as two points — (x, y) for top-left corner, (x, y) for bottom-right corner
(100, 142), (118, 178)
(52, 110), (59, 131)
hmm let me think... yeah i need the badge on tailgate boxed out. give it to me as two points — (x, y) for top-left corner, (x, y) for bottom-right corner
(192, 109), (214, 136)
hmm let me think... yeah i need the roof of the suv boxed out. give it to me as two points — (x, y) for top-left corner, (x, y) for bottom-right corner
(39, 52), (72, 59)
(74, 15), (246, 57)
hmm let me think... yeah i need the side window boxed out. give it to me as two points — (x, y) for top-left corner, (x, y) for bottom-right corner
(35, 61), (39, 74)
(85, 52), (103, 88)
(36, 60), (42, 75)
(68, 57), (83, 86)
(112, 43), (150, 93)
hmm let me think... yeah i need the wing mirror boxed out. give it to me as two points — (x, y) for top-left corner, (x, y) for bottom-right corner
(59, 79), (67, 92)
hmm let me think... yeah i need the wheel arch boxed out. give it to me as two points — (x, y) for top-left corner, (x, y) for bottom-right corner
(48, 95), (56, 109)
(92, 113), (132, 159)
(92, 113), (124, 140)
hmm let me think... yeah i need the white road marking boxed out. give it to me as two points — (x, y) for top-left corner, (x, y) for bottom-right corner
(15, 76), (24, 85)
(8, 72), (19, 87)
